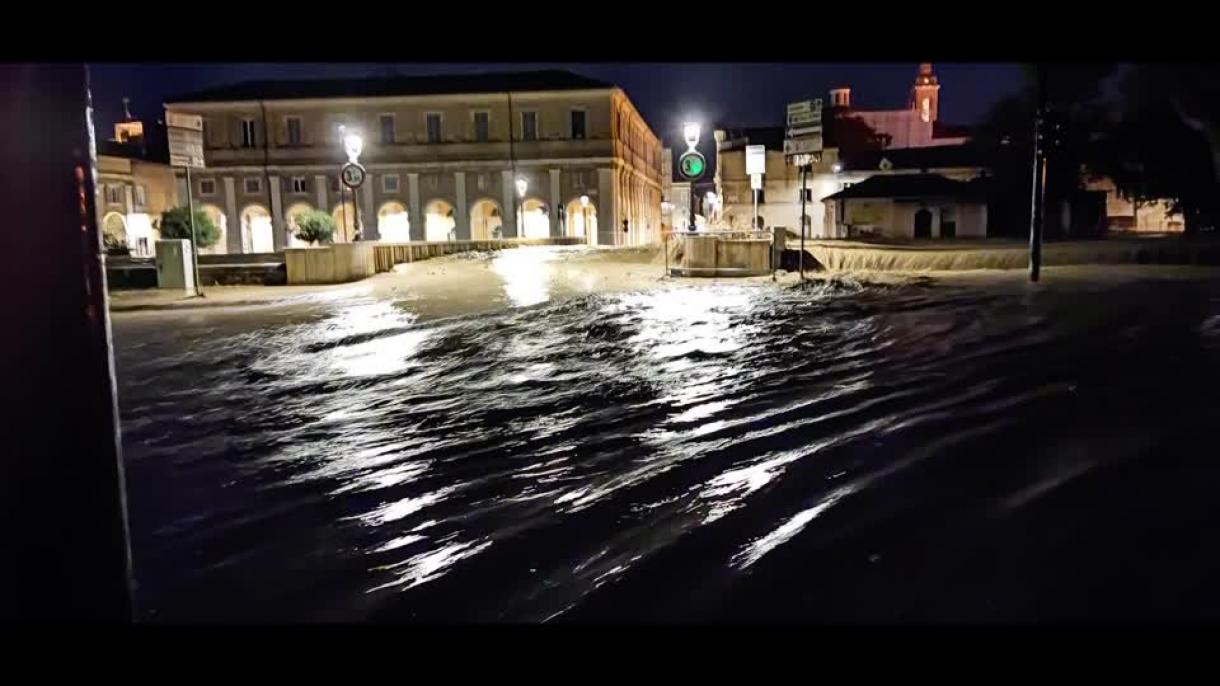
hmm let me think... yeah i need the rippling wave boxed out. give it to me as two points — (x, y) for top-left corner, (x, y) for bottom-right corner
(114, 266), (1220, 622)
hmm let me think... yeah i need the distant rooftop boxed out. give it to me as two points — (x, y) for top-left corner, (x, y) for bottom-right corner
(822, 173), (989, 201)
(166, 69), (615, 104)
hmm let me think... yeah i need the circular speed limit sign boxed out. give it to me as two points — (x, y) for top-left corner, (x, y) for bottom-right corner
(341, 162), (366, 189)
(678, 150), (706, 180)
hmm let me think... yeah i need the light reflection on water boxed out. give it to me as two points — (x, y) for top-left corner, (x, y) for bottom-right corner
(114, 262), (1220, 622)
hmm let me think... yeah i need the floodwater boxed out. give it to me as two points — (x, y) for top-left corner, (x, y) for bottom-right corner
(112, 247), (1220, 622)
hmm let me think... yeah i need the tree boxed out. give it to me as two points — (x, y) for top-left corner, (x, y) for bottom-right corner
(292, 209), (335, 245)
(159, 206), (219, 248)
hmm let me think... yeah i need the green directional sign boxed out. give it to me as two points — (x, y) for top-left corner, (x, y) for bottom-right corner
(678, 150), (706, 180)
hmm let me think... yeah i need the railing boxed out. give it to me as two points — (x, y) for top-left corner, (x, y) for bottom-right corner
(372, 236), (583, 273)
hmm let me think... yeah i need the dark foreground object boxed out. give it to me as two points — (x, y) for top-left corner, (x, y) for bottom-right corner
(0, 64), (132, 623)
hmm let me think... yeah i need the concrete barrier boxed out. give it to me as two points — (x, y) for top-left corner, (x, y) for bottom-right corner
(671, 232), (773, 277)
(285, 243), (376, 284)
(373, 237), (584, 273)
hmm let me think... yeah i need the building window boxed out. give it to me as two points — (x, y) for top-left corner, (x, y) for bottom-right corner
(199, 179), (216, 196)
(473, 111), (489, 142)
(426, 113), (442, 143)
(240, 118), (257, 148)
(201, 120), (210, 148)
(477, 173), (487, 191)
(382, 174), (399, 193)
(134, 185), (147, 207)
(380, 114), (395, 144)
(244, 177), (262, 194)
(570, 110), (586, 139)
(285, 116), (302, 145)
(291, 176), (307, 193)
(522, 111), (538, 141)
(104, 184), (123, 204)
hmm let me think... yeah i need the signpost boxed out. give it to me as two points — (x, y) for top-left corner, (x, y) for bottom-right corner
(166, 112), (205, 296)
(341, 161), (366, 241)
(678, 149), (705, 232)
(785, 99), (824, 283)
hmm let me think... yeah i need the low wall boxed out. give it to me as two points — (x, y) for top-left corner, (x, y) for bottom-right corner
(285, 243), (376, 284)
(373, 237), (583, 273)
(804, 238), (1220, 272)
(672, 234), (772, 277)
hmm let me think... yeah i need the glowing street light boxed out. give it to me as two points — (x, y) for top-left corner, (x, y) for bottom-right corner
(579, 194), (590, 241)
(516, 177), (528, 199)
(343, 131), (364, 163)
(831, 162), (843, 174)
(683, 122), (701, 151)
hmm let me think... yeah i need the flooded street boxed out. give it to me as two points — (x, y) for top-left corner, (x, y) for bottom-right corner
(112, 247), (1220, 622)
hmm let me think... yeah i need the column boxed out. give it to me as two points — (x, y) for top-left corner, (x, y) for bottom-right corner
(268, 175), (285, 251)
(501, 170), (517, 238)
(454, 171), (469, 240)
(597, 167), (617, 247)
(314, 174), (328, 212)
(548, 168), (561, 237)
(361, 178), (377, 240)
(407, 173), (423, 241)
(222, 176), (241, 253)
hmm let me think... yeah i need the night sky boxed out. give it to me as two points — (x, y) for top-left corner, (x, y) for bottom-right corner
(90, 62), (1024, 165)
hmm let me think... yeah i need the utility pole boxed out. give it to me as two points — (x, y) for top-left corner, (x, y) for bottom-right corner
(1029, 63), (1048, 282)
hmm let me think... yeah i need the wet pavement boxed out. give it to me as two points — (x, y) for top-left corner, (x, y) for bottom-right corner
(111, 247), (1220, 622)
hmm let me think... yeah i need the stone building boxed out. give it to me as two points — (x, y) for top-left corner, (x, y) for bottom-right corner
(822, 173), (989, 239)
(829, 63), (971, 149)
(96, 102), (179, 256)
(163, 70), (665, 254)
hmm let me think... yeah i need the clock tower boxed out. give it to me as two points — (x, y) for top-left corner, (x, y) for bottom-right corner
(910, 63), (940, 124)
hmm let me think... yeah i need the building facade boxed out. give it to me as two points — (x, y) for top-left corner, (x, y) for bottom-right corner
(96, 108), (179, 257)
(164, 70), (664, 254)
(829, 63), (970, 149)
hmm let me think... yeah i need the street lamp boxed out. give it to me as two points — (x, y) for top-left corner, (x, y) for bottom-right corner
(683, 121), (701, 232)
(343, 131), (364, 164)
(831, 162), (843, 174)
(683, 122), (701, 151)
(580, 194), (590, 241)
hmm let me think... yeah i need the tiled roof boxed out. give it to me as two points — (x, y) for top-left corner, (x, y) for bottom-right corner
(821, 173), (989, 201)
(166, 70), (614, 104)
(841, 144), (982, 172)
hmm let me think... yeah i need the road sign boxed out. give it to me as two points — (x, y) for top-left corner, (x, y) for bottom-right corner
(746, 145), (766, 176)
(750, 173), (763, 191)
(786, 99), (822, 128)
(166, 112), (203, 131)
(167, 126), (205, 169)
(341, 162), (367, 189)
(678, 150), (706, 180)
(786, 125), (823, 138)
(784, 137), (823, 157)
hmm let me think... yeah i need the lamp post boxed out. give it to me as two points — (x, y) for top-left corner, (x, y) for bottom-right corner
(660, 199), (673, 275)
(516, 176), (528, 239)
(580, 194), (590, 243)
(343, 130), (364, 241)
(683, 121), (700, 232)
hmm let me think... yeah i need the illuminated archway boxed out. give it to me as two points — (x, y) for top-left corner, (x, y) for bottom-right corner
(518, 198), (549, 239)
(469, 199), (503, 241)
(377, 201), (410, 242)
(240, 204), (273, 254)
(102, 212), (127, 250)
(565, 198), (598, 245)
(284, 202), (314, 247)
(331, 201), (358, 243)
(424, 199), (456, 242)
(199, 203), (228, 255)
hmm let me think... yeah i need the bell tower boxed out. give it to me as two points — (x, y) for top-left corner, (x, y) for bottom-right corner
(910, 63), (940, 123)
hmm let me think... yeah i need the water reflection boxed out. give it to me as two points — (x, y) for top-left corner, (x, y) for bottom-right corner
(113, 270), (1220, 622)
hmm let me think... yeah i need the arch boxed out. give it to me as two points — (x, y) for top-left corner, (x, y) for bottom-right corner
(914, 207), (932, 239)
(284, 201), (314, 247)
(518, 197), (550, 239)
(565, 198), (598, 245)
(102, 211), (127, 248)
(240, 204), (273, 254)
(469, 198), (503, 241)
(199, 203), (227, 254)
(377, 201), (410, 243)
(423, 199), (456, 242)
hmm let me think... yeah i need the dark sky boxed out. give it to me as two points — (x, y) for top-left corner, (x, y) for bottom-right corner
(91, 62), (1024, 163)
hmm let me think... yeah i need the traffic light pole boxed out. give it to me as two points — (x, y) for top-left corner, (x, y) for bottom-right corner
(1029, 64), (1048, 283)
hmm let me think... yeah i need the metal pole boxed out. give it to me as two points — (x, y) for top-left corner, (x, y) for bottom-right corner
(689, 185), (696, 232)
(799, 163), (808, 281)
(185, 164), (203, 297)
(664, 225), (670, 277)
(340, 177), (348, 242)
(1029, 64), (1047, 283)
(753, 187), (759, 233)
(508, 91), (518, 239)
(352, 182), (361, 241)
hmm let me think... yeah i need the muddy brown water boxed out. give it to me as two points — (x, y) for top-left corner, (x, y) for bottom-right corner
(112, 248), (1220, 622)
